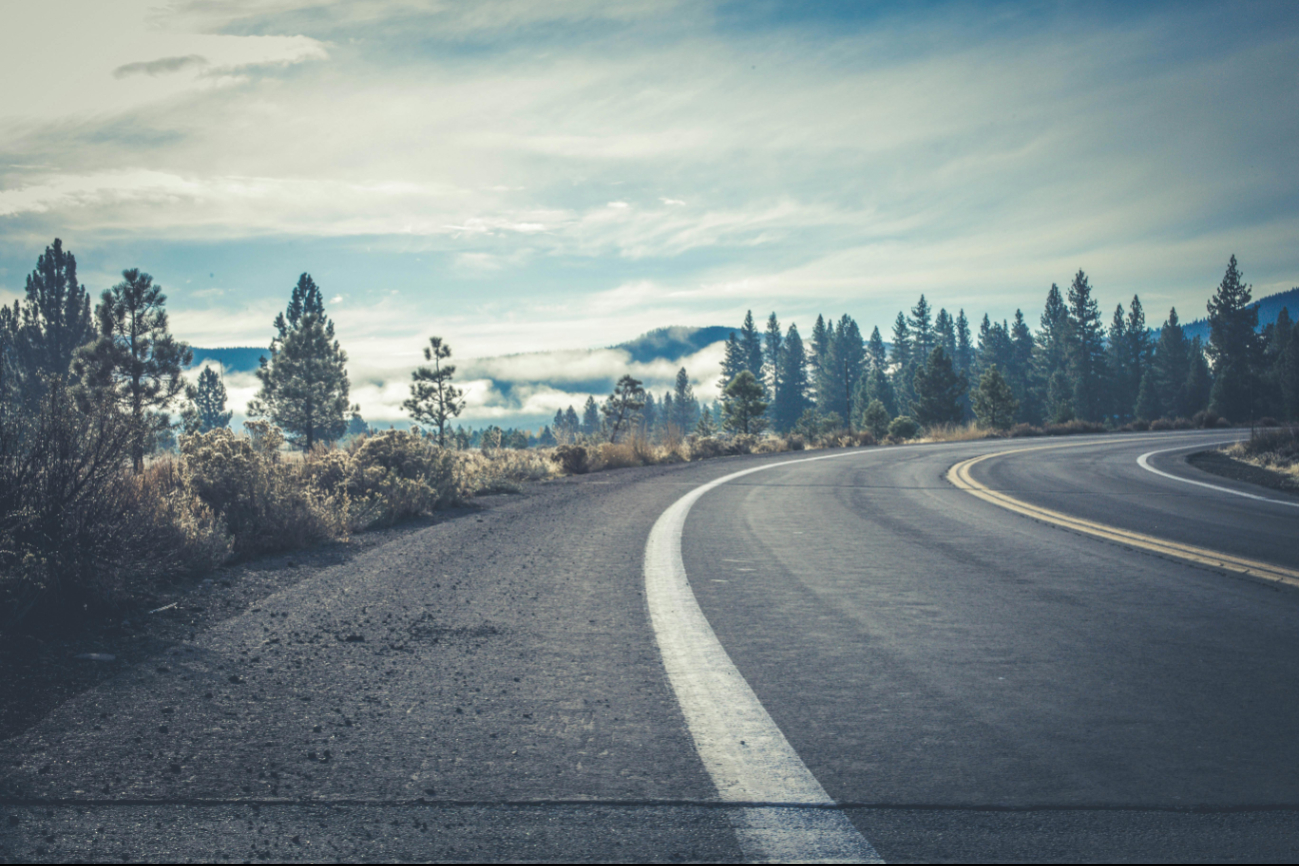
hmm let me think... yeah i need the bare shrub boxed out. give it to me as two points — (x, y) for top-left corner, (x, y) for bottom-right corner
(920, 422), (995, 443)
(1149, 417), (1174, 431)
(1121, 419), (1150, 432)
(458, 447), (557, 494)
(340, 430), (460, 528)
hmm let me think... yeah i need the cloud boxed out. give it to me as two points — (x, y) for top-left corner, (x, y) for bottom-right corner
(114, 55), (209, 78)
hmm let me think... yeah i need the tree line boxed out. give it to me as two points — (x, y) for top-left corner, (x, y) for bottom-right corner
(712, 256), (1298, 437)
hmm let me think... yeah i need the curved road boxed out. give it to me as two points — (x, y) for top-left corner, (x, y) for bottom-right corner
(4, 429), (1299, 862)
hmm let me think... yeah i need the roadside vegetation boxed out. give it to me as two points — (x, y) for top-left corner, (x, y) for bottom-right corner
(2, 239), (1296, 637)
(1224, 424), (1299, 482)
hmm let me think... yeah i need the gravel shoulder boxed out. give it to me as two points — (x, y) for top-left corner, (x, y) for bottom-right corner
(0, 459), (768, 862)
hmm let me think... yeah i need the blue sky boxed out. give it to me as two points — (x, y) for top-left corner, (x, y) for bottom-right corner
(2, 1), (1297, 424)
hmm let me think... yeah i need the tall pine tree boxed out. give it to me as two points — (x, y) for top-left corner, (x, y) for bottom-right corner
(1066, 270), (1106, 422)
(772, 323), (810, 432)
(1207, 254), (1262, 421)
(249, 273), (353, 451)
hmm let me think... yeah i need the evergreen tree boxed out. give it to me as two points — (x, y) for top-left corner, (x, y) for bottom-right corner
(77, 268), (191, 470)
(12, 238), (96, 405)
(1106, 304), (1131, 420)
(1124, 296), (1151, 419)
(867, 326), (888, 371)
(1184, 336), (1212, 418)
(719, 332), (745, 391)
(1279, 315), (1299, 421)
(972, 365), (1018, 430)
(739, 311), (765, 382)
(763, 312), (783, 403)
(1207, 254), (1262, 421)
(721, 370), (768, 435)
(911, 347), (967, 427)
(1134, 370), (1161, 423)
(935, 309), (956, 359)
(889, 311), (913, 411)
(661, 392), (674, 436)
(772, 324), (810, 431)
(860, 398), (891, 440)
(671, 367), (699, 433)
(581, 395), (600, 436)
(1150, 308), (1189, 419)
(695, 405), (718, 436)
(1035, 283), (1072, 422)
(1066, 270), (1106, 422)
(181, 366), (233, 434)
(821, 315), (865, 426)
(403, 335), (465, 446)
(859, 364), (897, 417)
(600, 375), (646, 442)
(1264, 307), (1293, 417)
(955, 310), (974, 381)
(347, 411), (369, 437)
(249, 273), (352, 451)
(909, 295), (934, 360)
(809, 314), (831, 381)
(1009, 310), (1036, 422)
(640, 392), (658, 438)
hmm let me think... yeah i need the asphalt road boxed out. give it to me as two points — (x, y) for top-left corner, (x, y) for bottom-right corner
(3, 429), (1298, 862)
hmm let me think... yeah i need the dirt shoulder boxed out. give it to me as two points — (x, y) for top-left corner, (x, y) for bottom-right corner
(0, 506), (483, 743)
(1188, 449), (1299, 496)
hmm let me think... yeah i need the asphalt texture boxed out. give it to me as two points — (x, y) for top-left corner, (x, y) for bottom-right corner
(3, 430), (1298, 862)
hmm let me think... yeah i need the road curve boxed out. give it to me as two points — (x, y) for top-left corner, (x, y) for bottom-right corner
(3, 430), (1298, 862)
(684, 430), (1299, 861)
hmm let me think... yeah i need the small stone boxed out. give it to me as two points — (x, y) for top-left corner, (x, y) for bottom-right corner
(158, 725), (169, 734)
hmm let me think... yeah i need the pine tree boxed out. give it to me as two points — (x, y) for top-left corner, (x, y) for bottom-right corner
(909, 295), (934, 360)
(972, 365), (1018, 430)
(1035, 283), (1072, 422)
(763, 313), (783, 404)
(820, 315), (864, 426)
(1106, 304), (1131, 420)
(640, 392), (658, 439)
(1066, 270), (1106, 422)
(1134, 370), (1161, 423)
(581, 395), (600, 436)
(739, 311), (765, 382)
(935, 309), (956, 359)
(1184, 336), (1212, 418)
(719, 332), (744, 391)
(661, 392), (674, 437)
(77, 268), (192, 470)
(889, 311), (913, 410)
(182, 366), (233, 434)
(722, 370), (768, 435)
(1280, 315), (1299, 421)
(772, 323), (810, 431)
(911, 347), (967, 427)
(347, 411), (369, 437)
(867, 326), (888, 371)
(1207, 254), (1262, 421)
(809, 315), (831, 381)
(955, 310), (974, 381)
(860, 364), (897, 417)
(1009, 310), (1036, 422)
(600, 375), (646, 442)
(1124, 296), (1150, 419)
(249, 273), (353, 451)
(860, 398), (890, 440)
(695, 405), (717, 436)
(1151, 308), (1189, 419)
(671, 367), (699, 433)
(12, 238), (96, 405)
(403, 336), (465, 446)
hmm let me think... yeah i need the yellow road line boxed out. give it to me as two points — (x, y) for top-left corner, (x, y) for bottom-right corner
(947, 447), (1299, 590)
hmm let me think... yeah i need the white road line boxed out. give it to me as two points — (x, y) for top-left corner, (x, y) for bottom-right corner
(643, 451), (882, 864)
(1137, 443), (1299, 508)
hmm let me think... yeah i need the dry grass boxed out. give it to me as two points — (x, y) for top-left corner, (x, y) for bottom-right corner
(918, 422), (1001, 443)
(1226, 426), (1299, 481)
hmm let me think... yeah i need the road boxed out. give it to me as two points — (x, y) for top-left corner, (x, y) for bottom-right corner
(3, 429), (1299, 862)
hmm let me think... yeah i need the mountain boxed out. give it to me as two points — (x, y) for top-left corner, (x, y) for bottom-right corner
(612, 326), (733, 364)
(1179, 286), (1299, 344)
(188, 346), (266, 372)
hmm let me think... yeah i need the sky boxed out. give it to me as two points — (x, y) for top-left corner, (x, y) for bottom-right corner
(2, 0), (1297, 425)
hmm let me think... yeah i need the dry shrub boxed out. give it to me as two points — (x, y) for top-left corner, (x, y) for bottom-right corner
(181, 425), (344, 558)
(1008, 423), (1044, 438)
(1228, 426), (1299, 472)
(458, 446), (557, 494)
(920, 422), (996, 443)
(1, 389), (229, 630)
(1192, 410), (1230, 429)
(786, 434), (807, 451)
(1121, 419), (1151, 432)
(339, 430), (461, 528)
(592, 441), (644, 471)
(1149, 417), (1174, 431)
(1043, 419), (1106, 436)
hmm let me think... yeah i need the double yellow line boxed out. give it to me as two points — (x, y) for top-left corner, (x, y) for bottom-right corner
(948, 447), (1299, 590)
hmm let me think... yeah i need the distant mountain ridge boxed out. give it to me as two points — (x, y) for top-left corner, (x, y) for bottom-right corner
(1178, 286), (1299, 343)
(611, 325), (732, 363)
